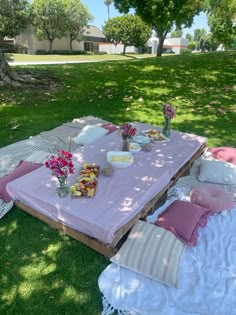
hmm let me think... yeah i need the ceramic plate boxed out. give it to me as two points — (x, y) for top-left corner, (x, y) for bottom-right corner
(129, 142), (141, 153)
(132, 135), (151, 144)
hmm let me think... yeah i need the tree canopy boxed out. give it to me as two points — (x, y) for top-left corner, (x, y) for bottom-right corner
(103, 14), (151, 55)
(0, 0), (29, 43)
(207, 0), (236, 47)
(113, 0), (204, 56)
(104, 0), (113, 19)
(31, 0), (67, 52)
(65, 0), (93, 52)
(170, 30), (183, 38)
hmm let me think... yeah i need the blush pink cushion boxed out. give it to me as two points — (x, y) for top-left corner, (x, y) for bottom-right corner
(101, 123), (119, 134)
(190, 184), (234, 213)
(155, 200), (209, 246)
(0, 160), (42, 202)
(208, 147), (236, 165)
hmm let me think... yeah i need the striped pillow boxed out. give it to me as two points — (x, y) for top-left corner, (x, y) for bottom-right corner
(110, 220), (185, 287)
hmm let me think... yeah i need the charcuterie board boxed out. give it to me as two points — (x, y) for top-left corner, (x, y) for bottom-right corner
(71, 163), (100, 198)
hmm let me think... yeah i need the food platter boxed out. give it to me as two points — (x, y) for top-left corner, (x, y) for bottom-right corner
(71, 163), (100, 198)
(142, 129), (169, 142)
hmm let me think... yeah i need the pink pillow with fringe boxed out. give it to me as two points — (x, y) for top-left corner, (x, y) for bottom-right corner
(0, 160), (42, 202)
(208, 147), (236, 165)
(190, 184), (234, 212)
(101, 123), (119, 134)
(155, 200), (209, 246)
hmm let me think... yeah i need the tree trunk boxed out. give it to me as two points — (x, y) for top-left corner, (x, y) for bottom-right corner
(0, 50), (22, 87)
(123, 45), (126, 55)
(69, 34), (73, 53)
(49, 40), (53, 53)
(156, 35), (165, 57)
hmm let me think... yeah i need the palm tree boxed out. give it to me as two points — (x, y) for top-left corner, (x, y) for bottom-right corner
(104, 0), (112, 20)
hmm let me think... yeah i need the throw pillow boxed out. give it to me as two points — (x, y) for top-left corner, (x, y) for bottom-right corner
(74, 125), (108, 145)
(0, 160), (42, 202)
(208, 147), (236, 165)
(101, 123), (119, 134)
(190, 184), (234, 212)
(198, 159), (236, 185)
(155, 200), (209, 246)
(110, 220), (185, 288)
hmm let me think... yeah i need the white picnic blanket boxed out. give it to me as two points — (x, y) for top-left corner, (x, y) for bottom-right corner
(99, 198), (236, 315)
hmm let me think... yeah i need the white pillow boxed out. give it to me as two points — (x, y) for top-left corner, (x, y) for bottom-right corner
(190, 151), (217, 178)
(74, 125), (108, 145)
(198, 159), (236, 185)
(110, 220), (185, 288)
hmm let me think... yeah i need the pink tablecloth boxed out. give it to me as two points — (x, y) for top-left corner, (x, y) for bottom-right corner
(6, 122), (207, 244)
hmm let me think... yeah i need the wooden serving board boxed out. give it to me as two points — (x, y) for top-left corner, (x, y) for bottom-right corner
(71, 164), (100, 198)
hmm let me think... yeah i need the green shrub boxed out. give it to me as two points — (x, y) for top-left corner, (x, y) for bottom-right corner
(35, 49), (48, 55)
(35, 49), (88, 55)
(96, 51), (108, 55)
(180, 48), (192, 55)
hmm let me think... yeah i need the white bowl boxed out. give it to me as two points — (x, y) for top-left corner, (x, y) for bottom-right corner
(107, 151), (134, 168)
(129, 142), (141, 153)
(133, 135), (151, 145)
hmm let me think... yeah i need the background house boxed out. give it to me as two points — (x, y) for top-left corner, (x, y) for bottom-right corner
(15, 25), (106, 54)
(99, 37), (189, 55)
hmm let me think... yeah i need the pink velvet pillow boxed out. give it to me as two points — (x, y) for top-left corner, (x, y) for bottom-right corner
(101, 123), (119, 134)
(208, 147), (236, 165)
(155, 200), (209, 246)
(190, 184), (234, 213)
(0, 160), (42, 202)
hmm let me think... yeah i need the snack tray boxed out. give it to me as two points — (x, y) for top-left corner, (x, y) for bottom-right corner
(71, 164), (100, 198)
(142, 129), (169, 142)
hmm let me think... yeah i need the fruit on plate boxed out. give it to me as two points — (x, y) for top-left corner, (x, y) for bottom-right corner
(71, 163), (100, 198)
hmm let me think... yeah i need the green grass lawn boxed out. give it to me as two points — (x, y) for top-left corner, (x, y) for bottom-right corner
(0, 52), (236, 315)
(6, 52), (153, 63)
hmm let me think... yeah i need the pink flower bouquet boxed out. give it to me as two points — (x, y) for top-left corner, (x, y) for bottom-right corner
(45, 150), (74, 179)
(162, 103), (177, 119)
(120, 123), (137, 140)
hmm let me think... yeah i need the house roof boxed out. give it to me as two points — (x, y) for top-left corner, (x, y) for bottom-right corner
(83, 25), (105, 39)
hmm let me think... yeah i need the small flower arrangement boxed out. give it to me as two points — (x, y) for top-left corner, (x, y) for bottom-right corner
(120, 123), (137, 139)
(162, 103), (177, 119)
(45, 150), (74, 178)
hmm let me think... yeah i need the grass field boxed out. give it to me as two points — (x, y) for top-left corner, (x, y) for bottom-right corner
(0, 52), (236, 315)
(7, 52), (153, 63)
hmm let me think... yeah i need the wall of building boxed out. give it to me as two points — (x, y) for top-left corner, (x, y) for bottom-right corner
(149, 37), (189, 54)
(99, 43), (139, 54)
(15, 25), (105, 54)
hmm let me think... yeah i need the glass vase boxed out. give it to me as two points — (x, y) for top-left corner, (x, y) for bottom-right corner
(121, 138), (130, 151)
(56, 176), (70, 198)
(162, 116), (171, 138)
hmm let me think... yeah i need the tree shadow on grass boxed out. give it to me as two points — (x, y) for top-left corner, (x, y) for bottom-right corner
(0, 207), (108, 315)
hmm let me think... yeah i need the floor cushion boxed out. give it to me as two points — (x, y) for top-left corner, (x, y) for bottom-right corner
(101, 123), (119, 134)
(0, 160), (42, 202)
(190, 184), (234, 212)
(74, 125), (108, 145)
(208, 147), (236, 165)
(155, 200), (209, 246)
(110, 220), (185, 288)
(198, 159), (236, 185)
